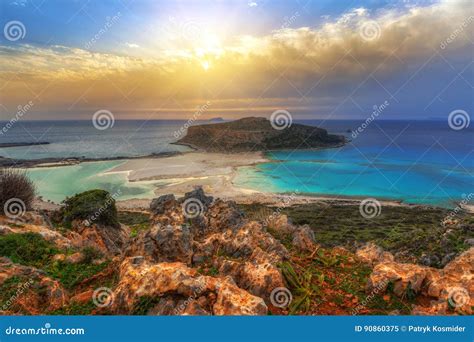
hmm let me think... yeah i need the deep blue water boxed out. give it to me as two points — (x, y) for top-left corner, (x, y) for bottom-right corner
(234, 120), (474, 207)
(1, 120), (473, 207)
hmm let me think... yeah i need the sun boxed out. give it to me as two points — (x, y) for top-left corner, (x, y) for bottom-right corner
(201, 60), (210, 71)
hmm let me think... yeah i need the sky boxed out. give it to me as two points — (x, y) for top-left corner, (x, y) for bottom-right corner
(0, 0), (473, 121)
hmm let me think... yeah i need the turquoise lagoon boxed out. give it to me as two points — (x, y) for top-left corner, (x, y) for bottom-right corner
(6, 120), (473, 207)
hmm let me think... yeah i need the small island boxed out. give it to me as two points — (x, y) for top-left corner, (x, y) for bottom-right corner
(176, 117), (345, 152)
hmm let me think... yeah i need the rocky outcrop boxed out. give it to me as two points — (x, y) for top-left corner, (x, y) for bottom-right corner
(356, 242), (394, 266)
(363, 244), (473, 315)
(0, 257), (67, 314)
(176, 117), (345, 152)
(125, 189), (291, 304)
(265, 214), (318, 252)
(67, 220), (128, 255)
(111, 257), (267, 315)
(0, 214), (74, 249)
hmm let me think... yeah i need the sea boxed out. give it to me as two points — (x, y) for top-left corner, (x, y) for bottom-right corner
(1, 120), (472, 207)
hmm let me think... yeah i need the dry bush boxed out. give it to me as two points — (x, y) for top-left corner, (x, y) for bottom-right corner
(0, 168), (36, 214)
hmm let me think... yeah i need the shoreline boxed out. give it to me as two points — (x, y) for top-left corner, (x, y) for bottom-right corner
(0, 151), (187, 168)
(13, 150), (465, 212)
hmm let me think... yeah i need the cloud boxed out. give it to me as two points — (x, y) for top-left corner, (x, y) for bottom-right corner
(0, 0), (472, 119)
(125, 42), (140, 49)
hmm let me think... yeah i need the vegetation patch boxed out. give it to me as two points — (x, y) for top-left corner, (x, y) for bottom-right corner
(118, 211), (150, 237)
(0, 232), (110, 291)
(132, 296), (163, 315)
(60, 189), (120, 228)
(50, 300), (96, 315)
(0, 233), (58, 268)
(46, 260), (110, 290)
(276, 247), (413, 315)
(240, 203), (473, 267)
(0, 168), (36, 215)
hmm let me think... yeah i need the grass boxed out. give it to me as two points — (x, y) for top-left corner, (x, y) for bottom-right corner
(0, 233), (59, 268)
(50, 300), (97, 315)
(45, 260), (110, 290)
(240, 203), (473, 267)
(275, 247), (414, 315)
(61, 189), (120, 228)
(0, 233), (110, 291)
(132, 296), (163, 315)
(118, 211), (151, 237)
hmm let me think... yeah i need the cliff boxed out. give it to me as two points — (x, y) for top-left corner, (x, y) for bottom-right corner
(176, 117), (345, 152)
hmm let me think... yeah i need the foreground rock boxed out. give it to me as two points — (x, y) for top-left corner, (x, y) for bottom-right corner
(112, 257), (267, 315)
(363, 245), (473, 315)
(123, 188), (317, 306)
(0, 257), (67, 314)
(66, 220), (128, 255)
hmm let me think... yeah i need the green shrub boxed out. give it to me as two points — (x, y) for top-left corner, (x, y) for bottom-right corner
(46, 260), (109, 290)
(0, 168), (36, 215)
(61, 189), (119, 228)
(0, 233), (58, 267)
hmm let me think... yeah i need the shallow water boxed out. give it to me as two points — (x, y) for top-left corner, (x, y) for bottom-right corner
(13, 120), (474, 207)
(234, 120), (474, 207)
(27, 160), (163, 203)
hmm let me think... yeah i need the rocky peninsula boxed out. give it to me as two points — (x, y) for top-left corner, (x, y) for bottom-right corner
(176, 117), (345, 152)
